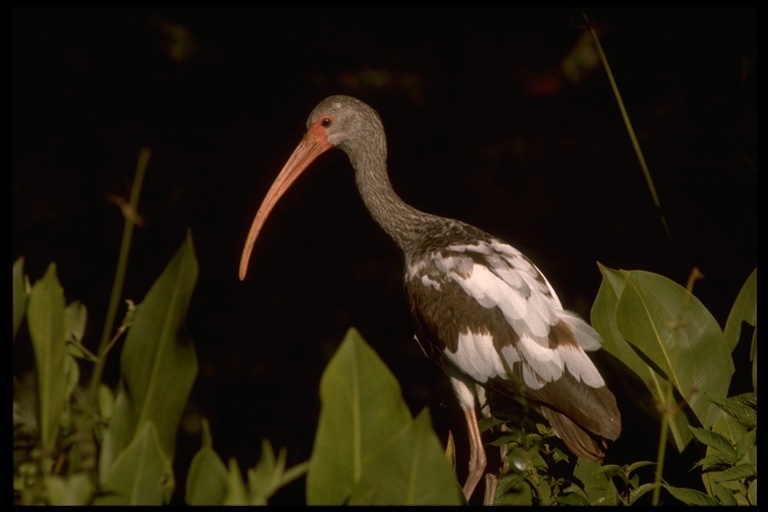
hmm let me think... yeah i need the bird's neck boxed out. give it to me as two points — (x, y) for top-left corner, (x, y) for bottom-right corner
(346, 143), (440, 254)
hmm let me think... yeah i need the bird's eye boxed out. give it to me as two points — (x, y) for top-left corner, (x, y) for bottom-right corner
(321, 117), (332, 127)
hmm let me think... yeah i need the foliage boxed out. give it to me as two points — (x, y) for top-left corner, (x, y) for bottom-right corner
(461, 265), (757, 506)
(306, 328), (464, 505)
(13, 233), (200, 505)
(11, 237), (461, 505)
(591, 266), (757, 505)
(12, 241), (756, 506)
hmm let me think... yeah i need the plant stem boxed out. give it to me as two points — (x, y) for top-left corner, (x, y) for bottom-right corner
(651, 383), (672, 505)
(583, 13), (672, 243)
(87, 148), (150, 403)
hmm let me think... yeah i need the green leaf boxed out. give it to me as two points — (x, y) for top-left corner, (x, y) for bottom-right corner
(696, 453), (739, 470)
(64, 300), (87, 346)
(689, 427), (737, 458)
(664, 484), (719, 505)
(100, 232), (199, 481)
(214, 441), (309, 506)
(95, 422), (174, 505)
(573, 458), (618, 506)
(496, 472), (533, 505)
(13, 257), (29, 340)
(185, 419), (229, 505)
(247, 439), (309, 505)
(594, 264), (737, 451)
(306, 327), (413, 505)
(223, 459), (248, 505)
(616, 270), (732, 429)
(306, 328), (461, 505)
(98, 384), (115, 424)
(709, 393), (757, 430)
(348, 409), (463, 505)
(592, 264), (692, 450)
(735, 428), (757, 459)
(44, 473), (96, 505)
(723, 268), (756, 353)
(724, 269), (757, 391)
(713, 462), (756, 482)
(557, 489), (591, 506)
(628, 482), (657, 504)
(626, 460), (655, 474)
(712, 481), (738, 505)
(747, 478), (757, 505)
(27, 263), (69, 449)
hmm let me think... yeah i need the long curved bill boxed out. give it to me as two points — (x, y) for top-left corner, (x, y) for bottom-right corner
(239, 128), (332, 280)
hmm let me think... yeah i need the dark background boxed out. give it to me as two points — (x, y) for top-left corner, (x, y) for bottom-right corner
(13, 7), (756, 504)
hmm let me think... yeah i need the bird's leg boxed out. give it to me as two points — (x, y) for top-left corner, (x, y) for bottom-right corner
(461, 406), (487, 502)
(484, 473), (499, 505)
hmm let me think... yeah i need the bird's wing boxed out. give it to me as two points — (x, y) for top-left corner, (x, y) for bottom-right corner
(405, 238), (620, 444)
(406, 239), (605, 389)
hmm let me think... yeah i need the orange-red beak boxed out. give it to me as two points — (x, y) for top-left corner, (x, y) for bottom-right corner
(239, 128), (332, 280)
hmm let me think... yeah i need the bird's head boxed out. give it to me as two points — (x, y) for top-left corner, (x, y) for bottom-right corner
(305, 95), (385, 154)
(239, 95), (385, 280)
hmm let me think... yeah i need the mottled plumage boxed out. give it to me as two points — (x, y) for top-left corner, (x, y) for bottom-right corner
(239, 95), (621, 503)
(405, 235), (620, 463)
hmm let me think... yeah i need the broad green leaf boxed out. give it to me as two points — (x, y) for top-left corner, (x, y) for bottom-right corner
(592, 264), (691, 450)
(96, 422), (174, 505)
(27, 263), (69, 449)
(594, 264), (736, 448)
(185, 419), (229, 505)
(13, 257), (29, 339)
(306, 328), (416, 505)
(616, 270), (732, 429)
(100, 232), (199, 480)
(348, 409), (464, 505)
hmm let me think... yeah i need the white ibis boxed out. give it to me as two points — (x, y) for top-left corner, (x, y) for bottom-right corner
(239, 95), (621, 503)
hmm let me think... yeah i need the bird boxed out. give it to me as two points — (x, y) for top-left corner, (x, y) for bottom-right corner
(239, 95), (621, 504)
